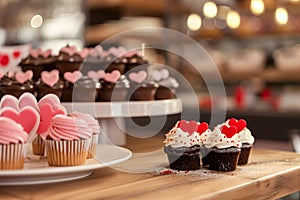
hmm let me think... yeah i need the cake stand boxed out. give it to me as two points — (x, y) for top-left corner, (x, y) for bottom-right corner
(62, 99), (182, 145)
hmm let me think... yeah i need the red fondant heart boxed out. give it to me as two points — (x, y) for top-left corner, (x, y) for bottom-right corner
(0, 107), (39, 135)
(13, 50), (21, 58)
(0, 54), (9, 67)
(178, 120), (198, 136)
(228, 118), (247, 132)
(221, 125), (237, 138)
(197, 122), (208, 135)
(37, 103), (65, 135)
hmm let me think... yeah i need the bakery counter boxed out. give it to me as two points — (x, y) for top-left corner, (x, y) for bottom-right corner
(1, 136), (300, 200)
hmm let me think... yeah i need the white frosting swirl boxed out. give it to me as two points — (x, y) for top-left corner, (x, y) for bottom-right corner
(202, 127), (242, 149)
(164, 127), (202, 148)
(238, 128), (254, 145)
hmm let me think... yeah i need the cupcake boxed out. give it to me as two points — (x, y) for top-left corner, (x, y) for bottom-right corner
(54, 45), (89, 75)
(202, 124), (241, 172)
(70, 111), (101, 158)
(19, 48), (54, 81)
(228, 118), (255, 165)
(61, 71), (100, 102)
(128, 70), (158, 101)
(0, 70), (35, 99)
(149, 68), (179, 100)
(45, 114), (92, 166)
(31, 135), (45, 155)
(124, 50), (148, 73)
(36, 69), (64, 100)
(97, 70), (130, 102)
(163, 120), (207, 170)
(0, 117), (28, 169)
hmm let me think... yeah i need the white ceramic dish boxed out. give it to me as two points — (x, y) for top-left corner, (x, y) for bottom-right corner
(0, 144), (132, 186)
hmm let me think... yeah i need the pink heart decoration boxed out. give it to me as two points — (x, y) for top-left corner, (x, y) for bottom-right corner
(38, 94), (66, 113)
(79, 48), (90, 58)
(13, 50), (21, 58)
(151, 69), (169, 82)
(15, 70), (33, 83)
(89, 46), (103, 57)
(0, 106), (40, 141)
(0, 53), (9, 67)
(37, 103), (66, 137)
(228, 118), (247, 132)
(19, 92), (39, 111)
(61, 45), (77, 56)
(0, 73), (3, 78)
(108, 46), (126, 57)
(64, 71), (82, 83)
(42, 49), (52, 58)
(129, 70), (147, 83)
(221, 125), (237, 138)
(41, 70), (59, 87)
(7, 71), (14, 78)
(0, 95), (19, 111)
(104, 70), (121, 83)
(87, 70), (105, 80)
(197, 122), (209, 135)
(30, 48), (42, 58)
(178, 120), (198, 136)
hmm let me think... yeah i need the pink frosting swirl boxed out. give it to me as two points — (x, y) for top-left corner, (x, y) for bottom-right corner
(70, 112), (100, 134)
(0, 117), (28, 144)
(47, 114), (92, 141)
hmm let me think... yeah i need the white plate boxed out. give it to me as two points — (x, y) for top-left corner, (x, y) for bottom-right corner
(0, 144), (132, 186)
(62, 99), (182, 118)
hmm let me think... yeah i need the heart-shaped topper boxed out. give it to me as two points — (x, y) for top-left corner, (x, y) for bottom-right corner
(37, 103), (66, 139)
(108, 46), (126, 57)
(15, 70), (33, 83)
(128, 70), (147, 84)
(228, 118), (247, 132)
(104, 70), (121, 83)
(0, 106), (40, 142)
(79, 48), (90, 58)
(38, 94), (66, 114)
(41, 70), (59, 87)
(197, 122), (209, 135)
(19, 92), (39, 111)
(87, 70), (105, 80)
(60, 45), (78, 56)
(151, 69), (169, 82)
(89, 45), (103, 57)
(0, 53), (9, 67)
(221, 125), (237, 138)
(0, 95), (19, 111)
(64, 71), (82, 83)
(177, 120), (199, 136)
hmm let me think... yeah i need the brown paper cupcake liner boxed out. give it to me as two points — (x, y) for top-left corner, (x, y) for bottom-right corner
(87, 134), (99, 159)
(0, 143), (26, 169)
(45, 139), (90, 166)
(32, 135), (45, 155)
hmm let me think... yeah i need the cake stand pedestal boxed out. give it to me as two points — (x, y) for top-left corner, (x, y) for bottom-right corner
(62, 99), (182, 146)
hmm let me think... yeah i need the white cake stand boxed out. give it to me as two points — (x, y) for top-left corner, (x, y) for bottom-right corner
(62, 99), (182, 145)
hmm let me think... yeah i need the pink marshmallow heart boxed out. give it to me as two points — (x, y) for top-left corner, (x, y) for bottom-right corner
(41, 70), (59, 87)
(89, 45), (103, 57)
(0, 106), (40, 142)
(64, 71), (82, 83)
(0, 95), (19, 111)
(151, 70), (162, 82)
(60, 45), (77, 56)
(7, 71), (14, 78)
(129, 70), (147, 83)
(19, 92), (39, 111)
(15, 70), (33, 83)
(30, 48), (42, 58)
(37, 103), (66, 138)
(38, 94), (66, 114)
(87, 70), (105, 80)
(79, 48), (90, 58)
(104, 70), (121, 83)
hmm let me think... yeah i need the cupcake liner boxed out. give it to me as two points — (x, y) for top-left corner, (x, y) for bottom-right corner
(0, 143), (26, 170)
(32, 135), (45, 155)
(45, 139), (90, 166)
(87, 134), (99, 159)
(238, 144), (253, 165)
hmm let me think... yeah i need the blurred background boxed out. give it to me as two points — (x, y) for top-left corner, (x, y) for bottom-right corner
(1, 0), (300, 152)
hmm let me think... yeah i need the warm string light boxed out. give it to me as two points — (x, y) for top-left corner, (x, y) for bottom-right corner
(226, 11), (240, 29)
(187, 14), (202, 31)
(250, 0), (265, 15)
(30, 14), (43, 28)
(203, 1), (218, 18)
(275, 7), (288, 25)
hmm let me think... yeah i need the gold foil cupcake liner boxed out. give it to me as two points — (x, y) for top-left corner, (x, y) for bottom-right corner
(0, 143), (26, 170)
(45, 139), (91, 166)
(87, 134), (99, 159)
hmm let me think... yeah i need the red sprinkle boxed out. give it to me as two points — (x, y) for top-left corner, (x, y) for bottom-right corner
(160, 170), (174, 175)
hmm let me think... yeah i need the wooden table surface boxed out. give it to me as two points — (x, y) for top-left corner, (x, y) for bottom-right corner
(1, 135), (300, 200)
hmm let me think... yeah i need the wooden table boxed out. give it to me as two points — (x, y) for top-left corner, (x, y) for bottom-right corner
(1, 135), (300, 200)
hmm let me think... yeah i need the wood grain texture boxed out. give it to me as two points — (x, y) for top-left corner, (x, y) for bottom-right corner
(1, 136), (300, 200)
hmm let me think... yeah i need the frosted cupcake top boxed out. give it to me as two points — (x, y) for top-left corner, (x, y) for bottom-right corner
(70, 111), (100, 134)
(164, 120), (209, 148)
(202, 124), (242, 149)
(0, 117), (28, 144)
(227, 118), (255, 145)
(47, 114), (92, 141)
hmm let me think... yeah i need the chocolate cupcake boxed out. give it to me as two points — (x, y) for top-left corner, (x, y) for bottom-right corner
(96, 70), (130, 102)
(0, 70), (35, 99)
(149, 68), (179, 100)
(124, 51), (148, 73)
(128, 70), (158, 101)
(164, 120), (208, 170)
(54, 45), (89, 75)
(61, 70), (100, 102)
(36, 70), (64, 100)
(202, 124), (242, 172)
(19, 48), (54, 81)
